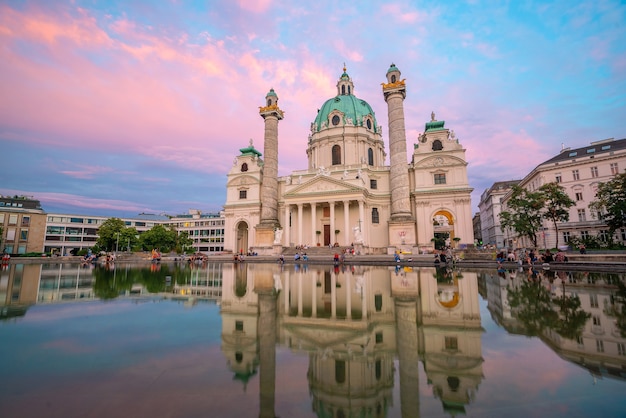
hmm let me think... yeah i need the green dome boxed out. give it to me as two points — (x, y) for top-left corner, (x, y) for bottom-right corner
(313, 94), (378, 131)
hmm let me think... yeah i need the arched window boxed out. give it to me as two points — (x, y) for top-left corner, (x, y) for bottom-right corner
(267, 98), (271, 106)
(241, 163), (248, 172)
(335, 360), (346, 383)
(332, 145), (341, 165)
(368, 148), (374, 165)
(341, 85), (345, 95)
(391, 74), (396, 83)
(432, 140), (443, 151)
(348, 86), (351, 95)
(372, 207), (379, 224)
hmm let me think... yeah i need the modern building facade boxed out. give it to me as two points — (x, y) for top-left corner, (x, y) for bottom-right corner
(478, 180), (520, 248)
(0, 195), (46, 255)
(224, 65), (474, 255)
(502, 138), (626, 249)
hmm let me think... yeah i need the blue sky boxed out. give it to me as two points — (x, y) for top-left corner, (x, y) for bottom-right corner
(1, 0), (624, 217)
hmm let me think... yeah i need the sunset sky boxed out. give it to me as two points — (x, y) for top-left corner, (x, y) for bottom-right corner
(1, 0), (624, 217)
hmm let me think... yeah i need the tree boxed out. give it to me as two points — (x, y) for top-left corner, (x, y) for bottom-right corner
(538, 182), (575, 249)
(176, 231), (194, 254)
(140, 224), (177, 252)
(96, 218), (126, 251)
(590, 171), (626, 234)
(499, 185), (545, 248)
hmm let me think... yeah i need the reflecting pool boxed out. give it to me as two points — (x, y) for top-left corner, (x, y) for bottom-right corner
(1, 262), (625, 417)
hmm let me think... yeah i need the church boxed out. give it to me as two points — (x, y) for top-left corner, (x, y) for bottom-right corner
(223, 64), (473, 255)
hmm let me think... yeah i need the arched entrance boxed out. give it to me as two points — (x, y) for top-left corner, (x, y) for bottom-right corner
(432, 210), (455, 250)
(236, 221), (249, 255)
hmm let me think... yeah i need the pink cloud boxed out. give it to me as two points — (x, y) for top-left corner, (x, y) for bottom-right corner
(237, 0), (274, 14)
(380, 4), (431, 24)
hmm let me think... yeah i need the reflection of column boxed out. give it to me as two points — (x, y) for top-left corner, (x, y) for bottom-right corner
(311, 272), (317, 318)
(297, 203), (303, 246)
(284, 270), (290, 313)
(346, 273), (352, 319)
(331, 271), (337, 319)
(284, 205), (290, 246)
(258, 290), (278, 418)
(395, 298), (420, 417)
(297, 272), (303, 316)
(343, 200), (350, 246)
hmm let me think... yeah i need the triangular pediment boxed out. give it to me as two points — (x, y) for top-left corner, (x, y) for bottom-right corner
(284, 175), (364, 198)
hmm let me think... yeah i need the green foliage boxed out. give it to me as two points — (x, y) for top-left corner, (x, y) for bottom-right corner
(507, 280), (590, 339)
(175, 231), (194, 254)
(140, 224), (177, 252)
(96, 218), (140, 252)
(590, 171), (626, 233)
(538, 182), (575, 249)
(499, 185), (544, 248)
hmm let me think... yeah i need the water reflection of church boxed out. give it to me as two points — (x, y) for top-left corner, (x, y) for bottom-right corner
(220, 263), (484, 417)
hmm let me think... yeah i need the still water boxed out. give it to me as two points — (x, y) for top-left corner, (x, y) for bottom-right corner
(1, 262), (625, 417)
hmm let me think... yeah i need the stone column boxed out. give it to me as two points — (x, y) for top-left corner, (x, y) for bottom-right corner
(310, 203), (317, 246)
(394, 298), (420, 417)
(330, 202), (335, 245)
(257, 289), (278, 418)
(343, 200), (350, 246)
(382, 65), (413, 221)
(256, 89), (284, 249)
(297, 203), (303, 247)
(284, 205), (290, 247)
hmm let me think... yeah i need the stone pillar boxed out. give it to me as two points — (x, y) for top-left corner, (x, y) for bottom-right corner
(330, 202), (336, 245)
(297, 203), (303, 246)
(343, 200), (350, 246)
(256, 89), (284, 249)
(382, 65), (412, 221)
(310, 203), (317, 246)
(257, 290), (278, 418)
(284, 205), (291, 247)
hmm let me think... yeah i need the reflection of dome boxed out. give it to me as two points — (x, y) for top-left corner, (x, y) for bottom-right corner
(313, 94), (378, 131)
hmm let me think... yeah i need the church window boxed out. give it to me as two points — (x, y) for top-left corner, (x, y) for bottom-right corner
(335, 360), (346, 383)
(332, 145), (341, 165)
(332, 115), (340, 126)
(366, 119), (372, 129)
(370, 179), (377, 189)
(432, 140), (443, 151)
(375, 294), (382, 311)
(368, 148), (374, 165)
(348, 86), (351, 95)
(375, 360), (382, 380)
(267, 98), (271, 106)
(241, 163), (248, 172)
(434, 173), (446, 184)
(372, 208), (379, 224)
(235, 320), (243, 331)
(391, 74), (396, 83)
(341, 85), (345, 95)
(239, 190), (247, 199)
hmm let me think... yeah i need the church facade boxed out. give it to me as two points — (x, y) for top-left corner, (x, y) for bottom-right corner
(224, 65), (474, 255)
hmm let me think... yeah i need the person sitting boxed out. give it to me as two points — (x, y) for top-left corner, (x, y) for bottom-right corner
(543, 250), (554, 263)
(294, 253), (301, 261)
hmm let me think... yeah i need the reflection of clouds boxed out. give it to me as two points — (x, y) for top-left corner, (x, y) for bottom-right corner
(25, 302), (135, 322)
(42, 339), (94, 354)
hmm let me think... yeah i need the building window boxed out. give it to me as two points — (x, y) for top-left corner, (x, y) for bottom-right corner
(372, 208), (379, 224)
(434, 173), (446, 184)
(572, 169), (579, 180)
(578, 209), (586, 222)
(445, 336), (458, 351)
(332, 115), (340, 126)
(619, 343), (626, 356)
(239, 190), (247, 199)
(370, 179), (377, 189)
(599, 230), (610, 242)
(6, 228), (16, 241)
(589, 294), (598, 308)
(335, 360), (346, 384)
(332, 145), (341, 165)
(563, 231), (570, 243)
(610, 163), (619, 175)
(575, 192), (583, 201)
(19, 230), (28, 241)
(596, 339), (604, 353)
(375, 294), (382, 312)
(241, 163), (248, 172)
(235, 320), (243, 332)
(621, 229), (626, 241)
(375, 360), (382, 381)
(368, 148), (374, 165)
(432, 140), (443, 151)
(21, 216), (30, 227)
(555, 174), (562, 183)
(366, 119), (372, 130)
(70, 217), (84, 223)
(375, 332), (383, 344)
(590, 166), (599, 178)
(577, 335), (584, 347)
(581, 230), (589, 240)
(8, 214), (17, 225)
(593, 316), (601, 326)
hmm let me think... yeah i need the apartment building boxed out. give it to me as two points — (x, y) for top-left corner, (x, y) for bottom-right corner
(0, 195), (46, 255)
